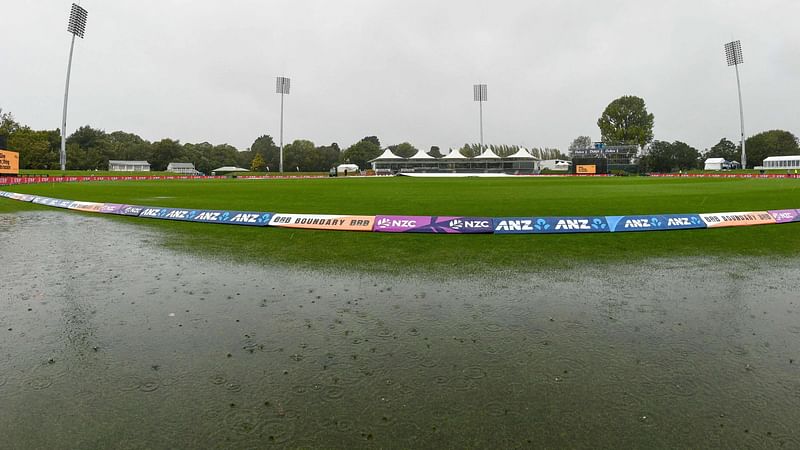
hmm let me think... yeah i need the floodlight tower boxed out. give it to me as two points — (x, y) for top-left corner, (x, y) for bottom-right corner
(61, 3), (88, 172)
(473, 84), (487, 150)
(725, 40), (746, 169)
(276, 76), (291, 173)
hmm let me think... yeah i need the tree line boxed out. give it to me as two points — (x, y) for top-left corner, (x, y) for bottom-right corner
(0, 108), (572, 173)
(569, 95), (799, 172)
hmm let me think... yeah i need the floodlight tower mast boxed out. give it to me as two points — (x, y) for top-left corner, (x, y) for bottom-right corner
(276, 76), (291, 173)
(473, 84), (487, 151)
(61, 3), (88, 172)
(725, 40), (746, 169)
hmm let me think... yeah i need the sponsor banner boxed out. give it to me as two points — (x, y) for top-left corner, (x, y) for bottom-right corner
(99, 203), (125, 214)
(492, 217), (536, 234)
(373, 215), (433, 233)
(0, 150), (19, 175)
(605, 214), (706, 232)
(270, 213), (374, 231)
(700, 211), (776, 228)
(371, 215), (492, 234)
(769, 209), (800, 224)
(139, 207), (272, 226)
(67, 201), (106, 213)
(7, 192), (36, 202)
(424, 216), (494, 234)
(576, 165), (596, 174)
(493, 216), (611, 234)
(116, 205), (147, 216)
(33, 197), (74, 209)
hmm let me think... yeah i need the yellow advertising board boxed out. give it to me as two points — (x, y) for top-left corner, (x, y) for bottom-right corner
(0, 150), (19, 175)
(700, 212), (776, 228)
(269, 214), (376, 231)
(576, 164), (596, 174)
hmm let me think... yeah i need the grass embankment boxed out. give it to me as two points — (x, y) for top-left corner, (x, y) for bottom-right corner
(2, 177), (799, 274)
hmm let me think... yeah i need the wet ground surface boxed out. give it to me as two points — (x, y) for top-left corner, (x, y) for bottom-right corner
(1, 211), (799, 449)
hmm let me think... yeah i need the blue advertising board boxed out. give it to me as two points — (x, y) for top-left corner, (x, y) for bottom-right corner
(492, 217), (537, 234)
(137, 207), (271, 226)
(606, 214), (706, 232)
(116, 205), (147, 216)
(493, 216), (611, 234)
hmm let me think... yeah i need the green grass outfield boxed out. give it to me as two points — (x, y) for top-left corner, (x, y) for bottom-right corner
(2, 177), (800, 274)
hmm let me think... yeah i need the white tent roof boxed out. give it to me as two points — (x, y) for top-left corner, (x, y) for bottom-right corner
(212, 166), (249, 172)
(506, 147), (538, 160)
(764, 155), (800, 162)
(371, 148), (404, 161)
(442, 148), (468, 159)
(704, 158), (727, 163)
(409, 149), (436, 159)
(474, 148), (500, 159)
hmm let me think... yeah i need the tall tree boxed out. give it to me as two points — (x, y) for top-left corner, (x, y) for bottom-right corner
(150, 138), (183, 171)
(569, 136), (593, 153)
(705, 138), (739, 161)
(250, 153), (266, 172)
(640, 141), (701, 173)
(744, 130), (799, 168)
(597, 96), (654, 148)
(388, 142), (418, 158)
(429, 146), (443, 158)
(361, 136), (381, 148)
(342, 139), (381, 169)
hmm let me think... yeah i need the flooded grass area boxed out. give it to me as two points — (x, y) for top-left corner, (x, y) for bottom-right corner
(2, 212), (800, 448)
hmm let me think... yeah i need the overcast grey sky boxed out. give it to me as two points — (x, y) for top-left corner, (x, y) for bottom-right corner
(2, 0), (798, 152)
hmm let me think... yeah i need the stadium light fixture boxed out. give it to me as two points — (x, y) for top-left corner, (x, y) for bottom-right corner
(61, 3), (88, 171)
(276, 76), (291, 173)
(473, 84), (487, 150)
(724, 40), (746, 169)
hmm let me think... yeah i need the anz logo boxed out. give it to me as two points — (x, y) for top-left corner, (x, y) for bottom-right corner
(667, 216), (702, 227)
(494, 220), (533, 231)
(555, 219), (591, 230)
(623, 217), (662, 228)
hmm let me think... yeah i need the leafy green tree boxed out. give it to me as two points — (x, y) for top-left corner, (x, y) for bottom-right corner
(429, 146), (443, 158)
(597, 96), (654, 148)
(283, 139), (316, 171)
(8, 128), (58, 169)
(640, 141), (701, 173)
(150, 138), (183, 171)
(0, 109), (21, 140)
(569, 136), (593, 154)
(361, 136), (381, 148)
(342, 139), (381, 170)
(388, 142), (418, 158)
(249, 135), (279, 170)
(704, 138), (739, 162)
(312, 143), (341, 171)
(744, 130), (799, 168)
(250, 153), (266, 172)
(107, 131), (151, 162)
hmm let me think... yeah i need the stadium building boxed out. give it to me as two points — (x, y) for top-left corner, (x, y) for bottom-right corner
(570, 143), (639, 174)
(370, 147), (540, 174)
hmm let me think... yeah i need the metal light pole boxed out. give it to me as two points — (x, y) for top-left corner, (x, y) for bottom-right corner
(61, 3), (88, 171)
(276, 76), (291, 173)
(725, 40), (746, 169)
(473, 84), (487, 150)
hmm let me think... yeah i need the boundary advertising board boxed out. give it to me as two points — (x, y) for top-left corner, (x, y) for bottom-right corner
(0, 150), (19, 175)
(269, 214), (375, 231)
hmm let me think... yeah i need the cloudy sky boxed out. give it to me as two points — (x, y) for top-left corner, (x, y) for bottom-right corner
(2, 0), (798, 152)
